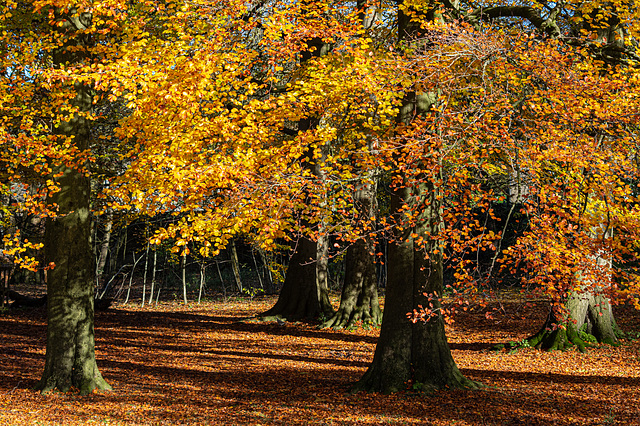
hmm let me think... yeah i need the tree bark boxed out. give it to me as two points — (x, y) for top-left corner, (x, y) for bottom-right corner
(230, 238), (243, 292)
(0, 262), (12, 308)
(124, 251), (143, 304)
(95, 210), (112, 290)
(181, 250), (188, 305)
(260, 236), (333, 320)
(216, 259), (226, 299)
(353, 183), (477, 393)
(520, 292), (622, 352)
(35, 8), (110, 395)
(141, 240), (150, 307)
(322, 176), (381, 329)
(148, 249), (157, 305)
(323, 120), (381, 330)
(322, 238), (381, 329)
(198, 261), (206, 303)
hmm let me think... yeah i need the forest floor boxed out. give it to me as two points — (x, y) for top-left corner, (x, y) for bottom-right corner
(1, 295), (640, 425)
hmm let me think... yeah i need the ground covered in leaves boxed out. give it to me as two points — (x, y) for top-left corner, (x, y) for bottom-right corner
(1, 296), (640, 425)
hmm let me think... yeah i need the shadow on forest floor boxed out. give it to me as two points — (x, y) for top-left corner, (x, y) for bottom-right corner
(1, 297), (640, 425)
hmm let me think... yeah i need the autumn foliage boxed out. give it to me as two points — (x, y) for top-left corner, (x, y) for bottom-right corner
(2, 0), (640, 407)
(1, 0), (639, 308)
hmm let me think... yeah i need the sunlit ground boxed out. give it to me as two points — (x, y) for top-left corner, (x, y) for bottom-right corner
(1, 296), (639, 425)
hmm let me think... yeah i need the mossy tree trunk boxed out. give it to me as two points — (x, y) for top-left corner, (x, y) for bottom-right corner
(524, 292), (622, 352)
(35, 9), (110, 395)
(322, 238), (381, 329)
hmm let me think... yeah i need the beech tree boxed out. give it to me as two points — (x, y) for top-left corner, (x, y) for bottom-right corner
(1, 0), (182, 393)
(351, 1), (482, 393)
(322, 181), (381, 329)
(466, 1), (640, 351)
(352, 0), (640, 389)
(0, 2), (117, 393)
(259, 33), (335, 321)
(35, 8), (112, 394)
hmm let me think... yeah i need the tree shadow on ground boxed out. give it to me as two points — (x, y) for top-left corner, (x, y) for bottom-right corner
(95, 308), (379, 344)
(2, 301), (640, 425)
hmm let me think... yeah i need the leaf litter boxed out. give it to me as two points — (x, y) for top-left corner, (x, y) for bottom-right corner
(1, 297), (639, 425)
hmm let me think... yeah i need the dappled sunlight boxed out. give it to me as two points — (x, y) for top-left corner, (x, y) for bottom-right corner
(1, 298), (639, 425)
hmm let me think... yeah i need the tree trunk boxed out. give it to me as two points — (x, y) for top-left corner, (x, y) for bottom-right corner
(520, 292), (622, 353)
(323, 162), (381, 329)
(216, 259), (227, 299)
(155, 251), (167, 304)
(322, 238), (381, 329)
(0, 262), (12, 308)
(124, 251), (143, 304)
(252, 249), (264, 290)
(141, 240), (150, 307)
(352, 184), (477, 393)
(230, 238), (243, 292)
(181, 250), (188, 305)
(258, 248), (274, 293)
(148, 249), (157, 305)
(260, 236), (333, 320)
(198, 261), (206, 303)
(35, 8), (110, 395)
(95, 210), (112, 290)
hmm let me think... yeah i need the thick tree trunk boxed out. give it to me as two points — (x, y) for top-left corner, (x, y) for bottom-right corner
(352, 185), (477, 393)
(35, 9), (110, 395)
(520, 292), (622, 352)
(323, 152), (381, 329)
(0, 262), (12, 308)
(259, 236), (333, 320)
(36, 88), (110, 394)
(353, 1), (475, 393)
(322, 239), (381, 329)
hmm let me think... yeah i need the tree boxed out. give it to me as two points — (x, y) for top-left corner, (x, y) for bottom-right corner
(1, 0), (163, 393)
(351, 1), (482, 393)
(259, 34), (335, 321)
(321, 0), (384, 330)
(322, 181), (382, 329)
(19, 5), (111, 394)
(486, 4), (640, 351)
